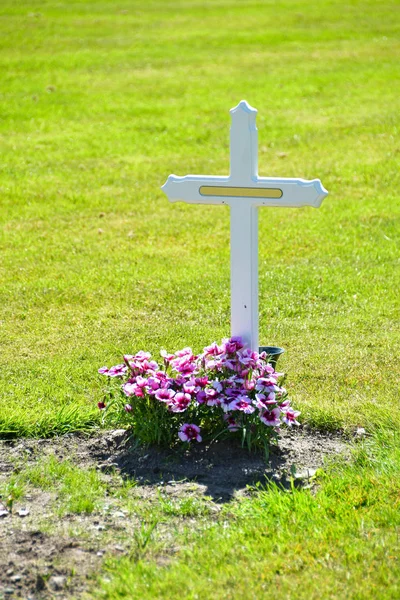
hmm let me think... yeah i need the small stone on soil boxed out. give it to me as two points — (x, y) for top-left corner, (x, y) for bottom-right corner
(355, 427), (367, 438)
(48, 575), (67, 591)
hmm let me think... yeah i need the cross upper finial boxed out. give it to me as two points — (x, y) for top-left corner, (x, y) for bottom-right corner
(229, 100), (258, 184)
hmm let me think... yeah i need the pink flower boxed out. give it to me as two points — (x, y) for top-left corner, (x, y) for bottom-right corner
(160, 349), (175, 363)
(255, 393), (276, 409)
(282, 409), (301, 426)
(175, 347), (193, 358)
(124, 404), (132, 413)
(107, 364), (128, 378)
(134, 351), (152, 362)
(203, 342), (224, 356)
(195, 376), (208, 388)
(169, 392), (191, 413)
(279, 399), (290, 410)
(178, 423), (202, 442)
(123, 382), (144, 397)
(243, 379), (255, 391)
(146, 377), (161, 393)
(98, 366), (109, 375)
(142, 360), (159, 373)
(155, 388), (175, 402)
(183, 381), (196, 394)
(260, 408), (281, 427)
(171, 356), (197, 376)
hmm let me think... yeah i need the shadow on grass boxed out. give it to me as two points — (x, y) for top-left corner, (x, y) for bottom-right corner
(100, 428), (347, 502)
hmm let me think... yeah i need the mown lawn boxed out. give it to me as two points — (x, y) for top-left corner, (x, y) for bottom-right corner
(1, 0), (399, 597)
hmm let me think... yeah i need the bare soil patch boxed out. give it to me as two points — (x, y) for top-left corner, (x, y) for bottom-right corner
(0, 428), (349, 599)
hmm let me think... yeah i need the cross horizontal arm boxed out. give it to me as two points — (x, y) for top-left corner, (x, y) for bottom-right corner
(161, 174), (327, 207)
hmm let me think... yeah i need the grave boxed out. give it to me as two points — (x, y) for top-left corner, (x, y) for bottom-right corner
(162, 100), (328, 351)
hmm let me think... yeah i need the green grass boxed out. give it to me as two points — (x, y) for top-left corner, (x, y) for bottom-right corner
(1, 0), (399, 437)
(99, 431), (400, 599)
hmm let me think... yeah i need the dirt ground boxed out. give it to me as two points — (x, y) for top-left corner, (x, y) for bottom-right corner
(0, 428), (349, 599)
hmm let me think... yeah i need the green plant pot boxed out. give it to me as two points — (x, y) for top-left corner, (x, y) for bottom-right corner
(258, 346), (285, 370)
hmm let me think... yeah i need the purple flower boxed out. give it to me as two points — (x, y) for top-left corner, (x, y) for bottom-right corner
(204, 388), (220, 406)
(212, 380), (223, 393)
(282, 409), (301, 427)
(108, 364), (128, 378)
(260, 408), (281, 427)
(124, 404), (132, 413)
(97, 401), (106, 410)
(229, 397), (255, 414)
(196, 390), (207, 404)
(178, 423), (202, 442)
(222, 336), (244, 354)
(255, 377), (279, 393)
(219, 396), (232, 412)
(223, 414), (240, 432)
(238, 348), (259, 368)
(219, 358), (236, 370)
(98, 366), (109, 375)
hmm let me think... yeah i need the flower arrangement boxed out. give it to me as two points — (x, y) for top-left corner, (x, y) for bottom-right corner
(98, 337), (300, 454)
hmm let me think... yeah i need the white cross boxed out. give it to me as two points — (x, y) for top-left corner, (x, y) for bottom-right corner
(161, 100), (328, 351)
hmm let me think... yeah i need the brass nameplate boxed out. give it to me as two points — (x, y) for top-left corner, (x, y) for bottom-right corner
(199, 186), (283, 199)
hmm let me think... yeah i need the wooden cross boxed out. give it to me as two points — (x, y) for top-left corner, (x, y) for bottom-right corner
(161, 100), (328, 351)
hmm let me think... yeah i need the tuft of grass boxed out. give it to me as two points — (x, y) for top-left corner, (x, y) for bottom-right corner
(6, 455), (136, 515)
(157, 491), (212, 518)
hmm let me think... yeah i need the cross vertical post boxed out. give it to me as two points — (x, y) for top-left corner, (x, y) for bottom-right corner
(229, 102), (259, 350)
